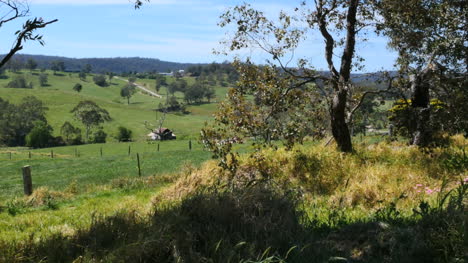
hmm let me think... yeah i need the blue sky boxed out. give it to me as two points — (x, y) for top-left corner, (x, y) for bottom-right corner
(0, 0), (397, 72)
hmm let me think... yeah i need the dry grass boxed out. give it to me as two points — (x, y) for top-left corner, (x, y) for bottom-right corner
(159, 136), (467, 212)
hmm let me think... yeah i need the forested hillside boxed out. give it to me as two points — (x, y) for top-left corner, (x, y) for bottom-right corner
(2, 54), (205, 73)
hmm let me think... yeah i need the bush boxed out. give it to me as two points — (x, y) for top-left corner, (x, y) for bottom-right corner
(93, 75), (108, 87)
(116, 126), (132, 142)
(39, 73), (48, 87)
(91, 129), (107, 143)
(25, 121), (53, 148)
(6, 76), (32, 89)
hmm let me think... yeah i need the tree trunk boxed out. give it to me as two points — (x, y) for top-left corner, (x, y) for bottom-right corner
(331, 88), (353, 152)
(410, 74), (432, 147)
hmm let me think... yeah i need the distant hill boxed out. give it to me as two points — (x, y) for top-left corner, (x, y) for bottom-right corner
(3, 54), (206, 74)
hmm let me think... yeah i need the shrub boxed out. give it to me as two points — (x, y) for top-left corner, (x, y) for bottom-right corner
(91, 129), (107, 143)
(6, 76), (32, 89)
(116, 126), (132, 142)
(73, 83), (82, 93)
(93, 74), (108, 87)
(25, 121), (53, 148)
(39, 73), (48, 87)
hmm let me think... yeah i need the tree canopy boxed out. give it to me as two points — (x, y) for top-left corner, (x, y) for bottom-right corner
(70, 101), (111, 142)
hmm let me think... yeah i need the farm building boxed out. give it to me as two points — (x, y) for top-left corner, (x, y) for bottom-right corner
(147, 128), (177, 141)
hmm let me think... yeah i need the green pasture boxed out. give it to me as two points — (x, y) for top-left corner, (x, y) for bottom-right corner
(0, 140), (211, 201)
(0, 70), (227, 141)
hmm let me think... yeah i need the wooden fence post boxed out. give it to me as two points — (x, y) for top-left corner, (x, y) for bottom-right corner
(128, 145), (131, 156)
(29, 151), (31, 159)
(189, 140), (192, 151)
(157, 143), (160, 152)
(22, 165), (33, 196)
(100, 147), (103, 157)
(137, 153), (141, 177)
(51, 150), (54, 159)
(75, 148), (78, 157)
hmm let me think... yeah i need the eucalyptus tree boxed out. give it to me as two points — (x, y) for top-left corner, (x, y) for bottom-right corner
(214, 0), (376, 152)
(375, 0), (467, 145)
(71, 101), (111, 142)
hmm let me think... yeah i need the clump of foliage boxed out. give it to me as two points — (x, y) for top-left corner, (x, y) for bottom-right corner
(38, 73), (48, 87)
(201, 62), (328, 174)
(0, 96), (48, 146)
(25, 121), (54, 148)
(6, 75), (32, 89)
(91, 128), (107, 144)
(120, 84), (136, 104)
(60, 121), (82, 145)
(70, 100), (111, 142)
(73, 83), (82, 93)
(93, 74), (108, 87)
(116, 126), (132, 142)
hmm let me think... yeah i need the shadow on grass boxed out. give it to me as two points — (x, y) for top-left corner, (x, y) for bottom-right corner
(1, 183), (466, 263)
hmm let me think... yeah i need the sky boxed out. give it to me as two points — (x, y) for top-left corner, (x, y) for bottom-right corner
(0, 0), (398, 72)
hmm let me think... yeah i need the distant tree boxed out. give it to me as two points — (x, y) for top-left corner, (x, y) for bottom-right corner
(71, 100), (111, 142)
(116, 126), (132, 142)
(60, 121), (82, 145)
(120, 84), (136, 104)
(107, 72), (115, 84)
(51, 60), (65, 74)
(7, 59), (23, 73)
(38, 73), (48, 87)
(83, 64), (92, 73)
(79, 71), (87, 81)
(128, 76), (137, 83)
(155, 74), (167, 93)
(25, 121), (53, 148)
(0, 2), (57, 69)
(6, 76), (31, 89)
(167, 82), (177, 95)
(73, 83), (83, 93)
(0, 67), (6, 79)
(93, 74), (108, 87)
(91, 128), (107, 144)
(25, 58), (38, 72)
(204, 86), (216, 103)
(184, 83), (205, 104)
(0, 96), (48, 146)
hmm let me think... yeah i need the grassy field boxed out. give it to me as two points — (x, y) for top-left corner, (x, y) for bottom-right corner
(0, 70), (227, 141)
(0, 140), (211, 201)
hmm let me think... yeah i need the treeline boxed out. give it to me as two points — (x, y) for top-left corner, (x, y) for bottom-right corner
(1, 54), (204, 74)
(0, 97), (132, 148)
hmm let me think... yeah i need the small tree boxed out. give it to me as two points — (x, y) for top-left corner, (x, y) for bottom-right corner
(73, 83), (82, 93)
(79, 71), (87, 81)
(83, 64), (92, 74)
(50, 60), (65, 74)
(6, 76), (30, 89)
(71, 100), (111, 142)
(93, 74), (108, 87)
(91, 128), (107, 144)
(204, 86), (216, 103)
(26, 58), (37, 72)
(60, 121), (82, 145)
(38, 73), (48, 87)
(120, 84), (136, 104)
(116, 126), (132, 142)
(107, 72), (115, 84)
(26, 121), (53, 148)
